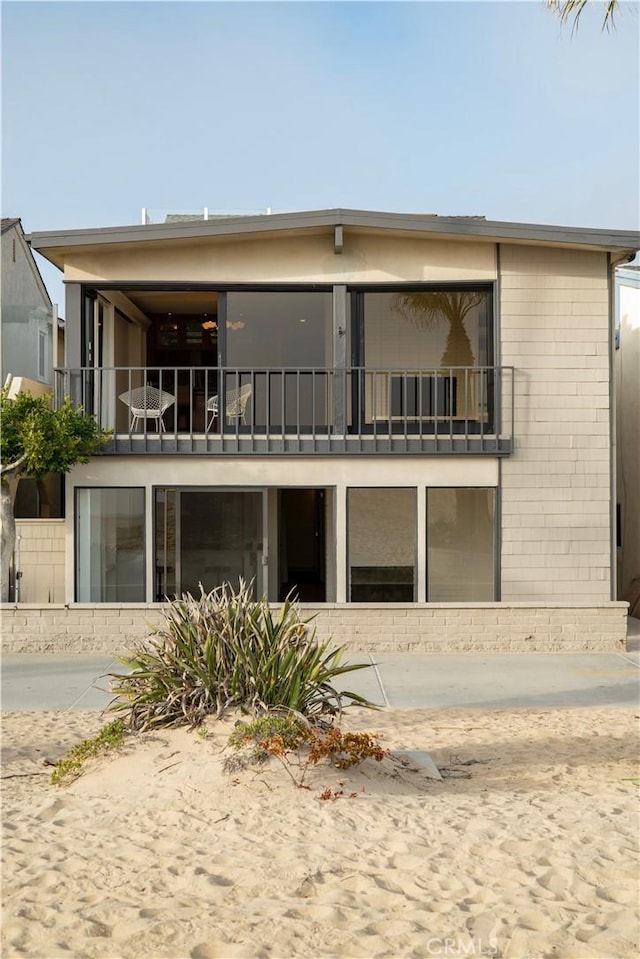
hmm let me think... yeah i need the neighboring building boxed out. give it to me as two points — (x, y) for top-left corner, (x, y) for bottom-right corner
(615, 265), (640, 615)
(1, 217), (65, 602)
(1, 217), (55, 386)
(8, 208), (637, 653)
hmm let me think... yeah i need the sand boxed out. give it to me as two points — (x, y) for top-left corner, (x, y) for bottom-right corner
(1, 706), (639, 959)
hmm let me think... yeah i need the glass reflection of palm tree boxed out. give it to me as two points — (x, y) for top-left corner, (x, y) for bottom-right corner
(392, 291), (484, 417)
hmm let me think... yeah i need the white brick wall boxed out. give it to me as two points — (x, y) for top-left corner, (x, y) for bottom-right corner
(500, 245), (612, 602)
(0, 602), (627, 654)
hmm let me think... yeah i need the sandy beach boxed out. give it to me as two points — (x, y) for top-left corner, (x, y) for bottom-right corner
(2, 706), (639, 959)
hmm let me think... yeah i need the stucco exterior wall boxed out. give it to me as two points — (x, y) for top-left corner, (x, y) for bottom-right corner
(68, 455), (499, 490)
(499, 245), (612, 602)
(0, 602), (627, 654)
(62, 232), (497, 285)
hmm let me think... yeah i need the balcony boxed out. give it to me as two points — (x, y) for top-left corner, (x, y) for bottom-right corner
(55, 366), (514, 456)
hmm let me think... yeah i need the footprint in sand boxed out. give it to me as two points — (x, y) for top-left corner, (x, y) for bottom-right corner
(34, 798), (67, 820)
(139, 907), (163, 919)
(371, 874), (407, 896)
(206, 873), (234, 887)
(85, 920), (113, 938)
(28, 869), (63, 891)
(191, 946), (218, 959)
(299, 903), (347, 923)
(515, 910), (551, 931)
(466, 909), (500, 942)
(575, 923), (607, 943)
(596, 883), (637, 905)
(536, 866), (574, 897)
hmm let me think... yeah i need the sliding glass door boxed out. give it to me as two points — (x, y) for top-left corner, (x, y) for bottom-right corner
(155, 489), (263, 600)
(225, 291), (333, 432)
(351, 288), (493, 433)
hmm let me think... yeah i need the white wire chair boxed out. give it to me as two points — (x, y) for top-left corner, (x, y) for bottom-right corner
(206, 383), (252, 430)
(118, 385), (175, 432)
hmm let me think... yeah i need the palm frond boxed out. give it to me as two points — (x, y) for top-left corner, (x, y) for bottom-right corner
(547, 1), (620, 33)
(392, 291), (483, 331)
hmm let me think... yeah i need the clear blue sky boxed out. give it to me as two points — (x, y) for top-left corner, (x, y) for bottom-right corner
(2, 0), (639, 307)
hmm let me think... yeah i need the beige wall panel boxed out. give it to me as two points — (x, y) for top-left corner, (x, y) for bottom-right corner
(63, 233), (496, 285)
(500, 244), (611, 602)
(68, 455), (499, 489)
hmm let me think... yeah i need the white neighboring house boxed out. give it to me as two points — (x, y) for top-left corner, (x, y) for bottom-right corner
(615, 265), (640, 614)
(1, 217), (65, 602)
(2, 208), (638, 653)
(1, 218), (58, 387)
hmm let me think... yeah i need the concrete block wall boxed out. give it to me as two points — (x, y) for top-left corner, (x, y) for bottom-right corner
(13, 520), (65, 604)
(500, 245), (612, 602)
(0, 602), (628, 654)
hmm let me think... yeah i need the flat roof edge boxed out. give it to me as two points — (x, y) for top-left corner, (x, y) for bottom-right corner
(28, 208), (640, 252)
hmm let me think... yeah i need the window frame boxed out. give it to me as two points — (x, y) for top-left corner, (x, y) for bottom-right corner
(37, 329), (47, 381)
(425, 486), (499, 602)
(347, 283), (496, 435)
(346, 486), (418, 603)
(74, 486), (146, 602)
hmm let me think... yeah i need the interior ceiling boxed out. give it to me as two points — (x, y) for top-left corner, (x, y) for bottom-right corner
(122, 290), (218, 316)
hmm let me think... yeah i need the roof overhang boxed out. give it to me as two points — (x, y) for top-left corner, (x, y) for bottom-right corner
(28, 208), (640, 271)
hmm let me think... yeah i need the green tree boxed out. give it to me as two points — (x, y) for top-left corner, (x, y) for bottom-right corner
(0, 389), (110, 601)
(547, 1), (620, 32)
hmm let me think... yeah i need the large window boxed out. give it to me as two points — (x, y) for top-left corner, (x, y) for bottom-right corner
(354, 288), (493, 429)
(75, 488), (145, 602)
(427, 488), (496, 601)
(226, 291), (333, 368)
(347, 488), (416, 601)
(226, 291), (333, 430)
(346, 485), (497, 604)
(155, 489), (263, 600)
(360, 289), (491, 370)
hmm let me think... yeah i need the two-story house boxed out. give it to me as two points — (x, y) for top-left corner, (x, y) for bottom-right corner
(7, 209), (637, 653)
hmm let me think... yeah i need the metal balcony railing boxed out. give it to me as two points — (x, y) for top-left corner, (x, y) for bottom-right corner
(54, 366), (514, 455)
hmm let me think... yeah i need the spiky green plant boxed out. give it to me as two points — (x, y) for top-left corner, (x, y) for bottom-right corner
(108, 581), (375, 730)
